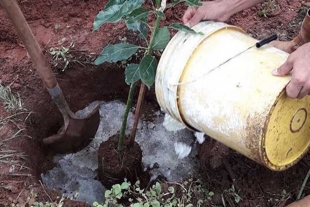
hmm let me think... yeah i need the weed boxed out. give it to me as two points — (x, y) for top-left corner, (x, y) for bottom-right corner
(32, 198), (64, 207)
(94, 178), (213, 207)
(267, 189), (291, 206)
(49, 41), (77, 71)
(222, 185), (242, 206)
(0, 84), (24, 113)
(258, 0), (277, 17)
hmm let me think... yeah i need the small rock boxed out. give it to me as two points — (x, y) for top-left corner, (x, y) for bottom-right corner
(69, 11), (79, 17)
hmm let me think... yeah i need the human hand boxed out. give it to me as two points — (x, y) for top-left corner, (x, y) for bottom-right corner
(272, 42), (310, 99)
(182, 0), (264, 27)
(182, 1), (231, 28)
(286, 195), (310, 207)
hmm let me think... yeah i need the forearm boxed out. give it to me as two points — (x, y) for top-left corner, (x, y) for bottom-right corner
(224, 0), (264, 17)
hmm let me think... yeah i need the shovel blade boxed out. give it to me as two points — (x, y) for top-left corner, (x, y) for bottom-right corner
(43, 104), (100, 154)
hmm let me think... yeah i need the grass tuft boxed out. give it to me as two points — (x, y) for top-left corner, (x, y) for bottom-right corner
(0, 84), (24, 113)
(297, 169), (310, 200)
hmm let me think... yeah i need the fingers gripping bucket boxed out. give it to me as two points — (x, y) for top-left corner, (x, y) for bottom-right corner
(155, 21), (310, 171)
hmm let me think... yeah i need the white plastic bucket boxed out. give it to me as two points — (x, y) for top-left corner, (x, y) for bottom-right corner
(155, 21), (310, 171)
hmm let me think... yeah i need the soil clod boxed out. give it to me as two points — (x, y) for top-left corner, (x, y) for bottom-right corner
(98, 134), (143, 188)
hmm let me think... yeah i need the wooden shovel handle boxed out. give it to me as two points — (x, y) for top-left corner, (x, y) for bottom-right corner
(0, 0), (57, 89)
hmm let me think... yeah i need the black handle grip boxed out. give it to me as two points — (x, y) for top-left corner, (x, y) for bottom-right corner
(256, 34), (278, 48)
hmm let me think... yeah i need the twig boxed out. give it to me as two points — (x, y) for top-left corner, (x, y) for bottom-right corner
(221, 194), (227, 207)
(16, 176), (30, 201)
(2, 128), (25, 143)
(0, 150), (17, 153)
(1, 111), (32, 121)
(129, 82), (146, 148)
(166, 181), (188, 193)
(223, 158), (236, 184)
(5, 173), (31, 176)
(39, 180), (53, 202)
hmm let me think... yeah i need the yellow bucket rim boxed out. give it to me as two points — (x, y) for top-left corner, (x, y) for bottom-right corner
(263, 90), (310, 171)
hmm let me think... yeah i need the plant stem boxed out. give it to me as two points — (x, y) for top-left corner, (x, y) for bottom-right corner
(118, 83), (136, 151)
(154, 0), (161, 8)
(128, 12), (162, 148)
(147, 13), (162, 54)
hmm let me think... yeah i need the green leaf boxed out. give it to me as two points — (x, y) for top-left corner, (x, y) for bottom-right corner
(126, 20), (148, 39)
(93, 0), (145, 30)
(172, 0), (182, 2)
(150, 189), (156, 196)
(125, 64), (140, 85)
(169, 23), (203, 35)
(172, 0), (182, 4)
(235, 195), (242, 203)
(116, 192), (123, 199)
(168, 186), (175, 194)
(121, 181), (130, 190)
(157, 11), (165, 19)
(104, 190), (111, 198)
(125, 8), (149, 39)
(152, 0), (161, 8)
(150, 200), (160, 207)
(133, 204), (143, 207)
(155, 182), (162, 195)
(139, 55), (157, 88)
(152, 27), (170, 50)
(185, 0), (203, 6)
(113, 184), (122, 195)
(94, 43), (139, 65)
(127, 8), (150, 22)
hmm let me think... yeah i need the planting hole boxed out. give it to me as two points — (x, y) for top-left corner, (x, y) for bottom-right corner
(41, 101), (198, 204)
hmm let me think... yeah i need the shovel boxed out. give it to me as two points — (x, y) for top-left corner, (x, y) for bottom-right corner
(0, 0), (100, 154)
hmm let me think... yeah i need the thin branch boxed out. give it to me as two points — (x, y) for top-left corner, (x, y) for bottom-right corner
(129, 83), (146, 148)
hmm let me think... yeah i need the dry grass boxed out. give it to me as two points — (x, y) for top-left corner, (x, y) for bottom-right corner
(0, 84), (25, 113)
(0, 110), (33, 182)
(0, 121), (30, 174)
